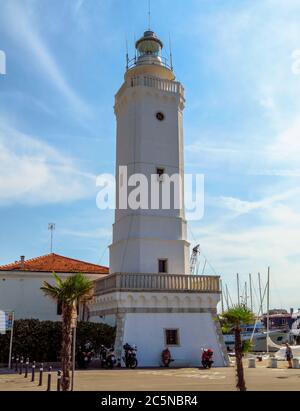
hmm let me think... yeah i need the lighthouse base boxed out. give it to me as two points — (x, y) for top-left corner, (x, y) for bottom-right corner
(115, 310), (227, 368)
(89, 273), (229, 368)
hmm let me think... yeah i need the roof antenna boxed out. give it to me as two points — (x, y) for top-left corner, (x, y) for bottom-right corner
(169, 33), (174, 71)
(125, 37), (129, 70)
(148, 0), (151, 30)
(134, 32), (137, 62)
(48, 223), (55, 253)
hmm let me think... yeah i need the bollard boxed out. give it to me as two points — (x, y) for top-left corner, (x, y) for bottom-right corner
(31, 361), (36, 382)
(19, 356), (24, 375)
(11, 355), (15, 370)
(269, 357), (277, 368)
(38, 363), (44, 386)
(24, 358), (29, 378)
(57, 370), (62, 392)
(46, 366), (52, 391)
(292, 358), (300, 369)
(248, 358), (256, 368)
(15, 356), (19, 372)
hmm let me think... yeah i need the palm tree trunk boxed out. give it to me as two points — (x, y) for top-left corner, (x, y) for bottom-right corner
(234, 326), (246, 391)
(61, 304), (73, 391)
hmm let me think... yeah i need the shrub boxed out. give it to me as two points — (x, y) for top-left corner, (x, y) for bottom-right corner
(0, 319), (115, 363)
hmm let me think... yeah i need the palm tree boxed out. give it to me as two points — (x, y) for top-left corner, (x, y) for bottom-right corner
(41, 273), (94, 391)
(220, 305), (255, 392)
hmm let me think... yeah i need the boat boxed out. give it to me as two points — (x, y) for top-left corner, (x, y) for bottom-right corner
(223, 323), (289, 352)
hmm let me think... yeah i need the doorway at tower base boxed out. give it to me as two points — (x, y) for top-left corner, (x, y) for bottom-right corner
(117, 312), (228, 368)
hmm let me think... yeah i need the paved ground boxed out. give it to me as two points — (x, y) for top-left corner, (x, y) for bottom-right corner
(0, 361), (299, 391)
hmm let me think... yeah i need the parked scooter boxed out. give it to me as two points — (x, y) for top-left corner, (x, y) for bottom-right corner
(77, 342), (94, 369)
(100, 345), (117, 369)
(123, 343), (138, 369)
(201, 348), (214, 369)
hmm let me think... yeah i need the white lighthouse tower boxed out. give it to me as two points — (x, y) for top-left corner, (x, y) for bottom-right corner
(109, 29), (189, 276)
(90, 28), (228, 367)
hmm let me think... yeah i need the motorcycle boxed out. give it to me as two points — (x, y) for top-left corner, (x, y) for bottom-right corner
(77, 343), (94, 369)
(100, 345), (117, 369)
(123, 343), (138, 369)
(201, 348), (214, 369)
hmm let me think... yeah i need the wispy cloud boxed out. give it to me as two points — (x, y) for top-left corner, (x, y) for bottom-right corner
(2, 1), (91, 118)
(214, 188), (300, 216)
(0, 117), (96, 205)
(60, 227), (111, 240)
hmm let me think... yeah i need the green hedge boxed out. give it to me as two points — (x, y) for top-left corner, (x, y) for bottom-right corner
(0, 319), (115, 363)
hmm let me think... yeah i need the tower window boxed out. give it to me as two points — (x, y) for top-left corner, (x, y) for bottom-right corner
(156, 112), (165, 121)
(156, 168), (165, 182)
(158, 259), (168, 274)
(165, 329), (180, 346)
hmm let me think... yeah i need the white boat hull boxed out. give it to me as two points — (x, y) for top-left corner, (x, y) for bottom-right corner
(224, 331), (288, 352)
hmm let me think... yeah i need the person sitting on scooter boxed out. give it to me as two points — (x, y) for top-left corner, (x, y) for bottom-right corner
(201, 348), (214, 369)
(161, 347), (172, 367)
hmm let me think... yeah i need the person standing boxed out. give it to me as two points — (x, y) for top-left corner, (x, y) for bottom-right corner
(285, 343), (293, 369)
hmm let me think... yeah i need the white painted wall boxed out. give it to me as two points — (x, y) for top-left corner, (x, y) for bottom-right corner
(122, 312), (226, 367)
(0, 275), (58, 320)
(0, 272), (100, 321)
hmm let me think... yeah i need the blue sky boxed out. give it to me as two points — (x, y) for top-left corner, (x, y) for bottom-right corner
(1, 0), (300, 310)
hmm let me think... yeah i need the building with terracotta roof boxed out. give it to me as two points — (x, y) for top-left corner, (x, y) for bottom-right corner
(0, 254), (109, 321)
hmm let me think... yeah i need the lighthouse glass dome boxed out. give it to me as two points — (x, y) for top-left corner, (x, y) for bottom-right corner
(136, 31), (163, 58)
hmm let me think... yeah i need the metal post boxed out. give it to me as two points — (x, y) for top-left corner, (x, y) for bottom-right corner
(46, 366), (52, 391)
(19, 356), (24, 375)
(71, 324), (77, 391)
(237, 273), (240, 305)
(11, 355), (15, 370)
(8, 312), (14, 370)
(57, 370), (61, 392)
(15, 356), (19, 372)
(38, 363), (44, 386)
(267, 267), (270, 355)
(31, 361), (36, 382)
(24, 358), (29, 378)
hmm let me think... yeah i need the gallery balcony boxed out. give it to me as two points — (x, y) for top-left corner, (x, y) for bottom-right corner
(94, 273), (221, 296)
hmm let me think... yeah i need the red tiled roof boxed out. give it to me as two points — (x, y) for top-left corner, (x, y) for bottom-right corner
(0, 253), (109, 275)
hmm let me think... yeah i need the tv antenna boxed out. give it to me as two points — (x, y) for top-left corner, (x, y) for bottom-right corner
(148, 0), (151, 30)
(48, 223), (55, 253)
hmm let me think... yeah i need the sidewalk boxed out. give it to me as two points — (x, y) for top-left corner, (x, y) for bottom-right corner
(0, 361), (300, 391)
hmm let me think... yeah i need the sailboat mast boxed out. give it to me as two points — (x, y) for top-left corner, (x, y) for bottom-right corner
(225, 284), (230, 310)
(249, 274), (253, 312)
(266, 267), (270, 355)
(220, 279), (225, 313)
(258, 272), (263, 314)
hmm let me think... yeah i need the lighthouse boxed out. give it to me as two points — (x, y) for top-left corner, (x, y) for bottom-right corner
(90, 29), (228, 367)
(109, 29), (189, 276)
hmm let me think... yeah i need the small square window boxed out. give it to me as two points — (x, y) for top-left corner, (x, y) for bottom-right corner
(156, 168), (165, 182)
(165, 329), (179, 346)
(156, 168), (165, 177)
(158, 259), (168, 274)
